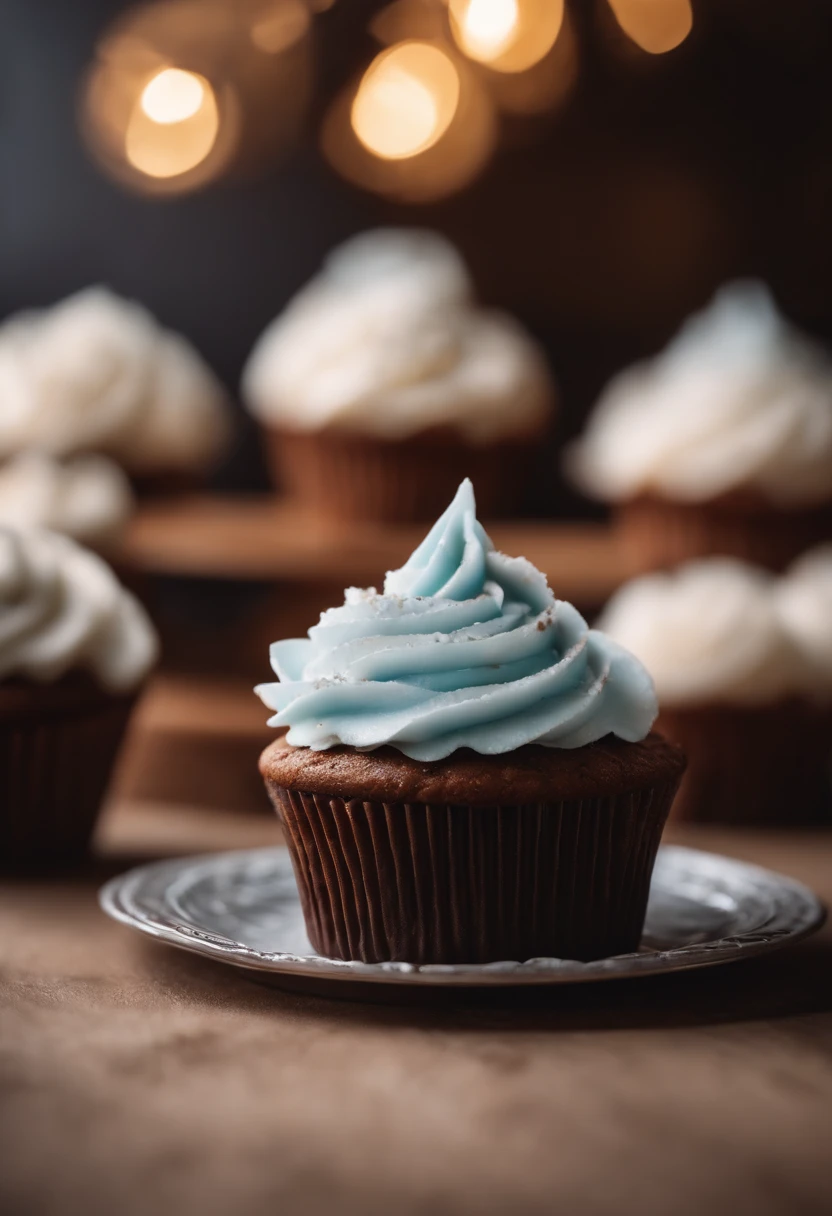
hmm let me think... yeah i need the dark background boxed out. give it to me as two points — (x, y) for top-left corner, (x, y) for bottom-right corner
(3, 0), (832, 500)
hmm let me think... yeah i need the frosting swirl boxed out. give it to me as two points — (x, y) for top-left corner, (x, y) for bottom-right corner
(0, 287), (230, 474)
(256, 480), (656, 760)
(776, 546), (832, 689)
(598, 560), (800, 707)
(242, 229), (554, 444)
(0, 527), (158, 692)
(0, 452), (134, 551)
(568, 282), (832, 507)
(599, 555), (832, 707)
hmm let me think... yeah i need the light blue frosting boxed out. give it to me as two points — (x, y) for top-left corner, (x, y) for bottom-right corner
(256, 480), (657, 761)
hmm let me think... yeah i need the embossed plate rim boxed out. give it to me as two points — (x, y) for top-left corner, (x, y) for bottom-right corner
(100, 845), (826, 987)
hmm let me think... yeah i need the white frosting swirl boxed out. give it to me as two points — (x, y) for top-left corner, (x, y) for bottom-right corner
(0, 287), (230, 474)
(776, 546), (832, 686)
(569, 282), (832, 507)
(242, 229), (554, 443)
(0, 452), (134, 551)
(0, 528), (158, 692)
(598, 560), (801, 707)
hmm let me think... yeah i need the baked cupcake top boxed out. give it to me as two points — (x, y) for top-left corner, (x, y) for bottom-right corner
(0, 452), (134, 552)
(256, 479), (657, 760)
(0, 287), (230, 475)
(568, 282), (832, 507)
(0, 527), (157, 692)
(598, 554), (832, 707)
(242, 229), (554, 444)
(260, 732), (683, 805)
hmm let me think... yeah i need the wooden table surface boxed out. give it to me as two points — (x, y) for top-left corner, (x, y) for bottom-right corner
(1, 798), (830, 1216)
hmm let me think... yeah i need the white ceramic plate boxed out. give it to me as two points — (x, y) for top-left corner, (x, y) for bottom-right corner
(100, 844), (825, 993)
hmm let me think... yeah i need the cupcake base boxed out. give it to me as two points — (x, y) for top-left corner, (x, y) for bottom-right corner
(260, 735), (685, 964)
(265, 427), (542, 524)
(617, 493), (832, 573)
(659, 701), (832, 826)
(0, 676), (138, 868)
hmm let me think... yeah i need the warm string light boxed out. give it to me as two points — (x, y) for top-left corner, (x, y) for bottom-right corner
(80, 0), (313, 195)
(323, 28), (495, 203)
(140, 67), (205, 123)
(81, 0), (693, 204)
(351, 42), (460, 160)
(126, 67), (219, 178)
(607, 0), (693, 55)
(457, 0), (518, 59)
(448, 0), (564, 73)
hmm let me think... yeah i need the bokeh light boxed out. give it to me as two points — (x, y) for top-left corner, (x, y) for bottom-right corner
(140, 67), (206, 123)
(607, 0), (693, 55)
(456, 0), (519, 60)
(323, 36), (495, 203)
(449, 0), (564, 73)
(80, 0), (312, 195)
(351, 42), (460, 160)
(127, 70), (220, 178)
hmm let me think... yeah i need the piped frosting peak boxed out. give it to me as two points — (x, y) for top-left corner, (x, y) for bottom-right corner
(256, 481), (657, 760)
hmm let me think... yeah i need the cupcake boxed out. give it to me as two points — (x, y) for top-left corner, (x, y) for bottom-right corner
(599, 557), (832, 825)
(0, 526), (158, 865)
(567, 282), (832, 572)
(256, 479), (683, 964)
(242, 230), (555, 523)
(0, 287), (230, 490)
(0, 451), (134, 554)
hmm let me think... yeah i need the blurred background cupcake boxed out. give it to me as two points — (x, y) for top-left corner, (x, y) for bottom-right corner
(0, 287), (231, 494)
(599, 556), (832, 825)
(0, 527), (158, 866)
(242, 228), (556, 522)
(0, 451), (134, 555)
(568, 283), (832, 572)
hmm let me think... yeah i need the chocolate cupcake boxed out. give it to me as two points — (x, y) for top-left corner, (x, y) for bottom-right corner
(0, 527), (158, 866)
(257, 480), (683, 964)
(567, 282), (832, 573)
(599, 556), (832, 825)
(242, 230), (555, 523)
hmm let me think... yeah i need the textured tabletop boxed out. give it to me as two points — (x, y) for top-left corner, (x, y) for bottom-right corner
(1, 800), (831, 1216)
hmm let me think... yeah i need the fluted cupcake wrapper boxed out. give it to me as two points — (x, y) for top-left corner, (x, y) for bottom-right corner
(0, 684), (137, 868)
(265, 780), (679, 964)
(265, 427), (538, 524)
(617, 495), (832, 574)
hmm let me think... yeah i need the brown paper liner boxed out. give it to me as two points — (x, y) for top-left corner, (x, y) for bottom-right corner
(265, 427), (542, 524)
(616, 494), (832, 574)
(659, 701), (832, 826)
(0, 677), (138, 868)
(264, 779), (680, 964)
